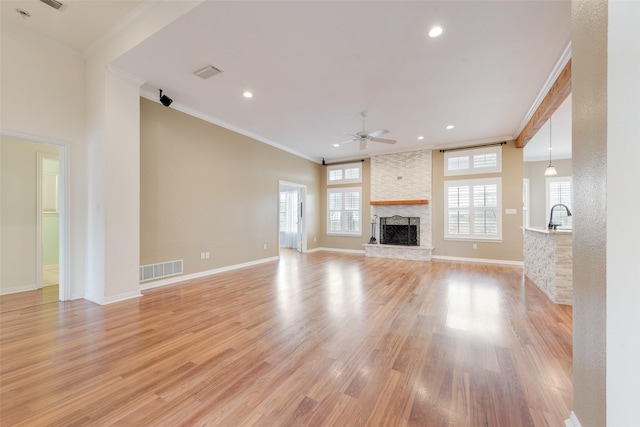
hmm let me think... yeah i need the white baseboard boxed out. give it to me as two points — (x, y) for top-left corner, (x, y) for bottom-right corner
(140, 256), (280, 291)
(565, 412), (583, 427)
(307, 247), (365, 255)
(0, 284), (37, 295)
(85, 290), (142, 306)
(431, 255), (524, 267)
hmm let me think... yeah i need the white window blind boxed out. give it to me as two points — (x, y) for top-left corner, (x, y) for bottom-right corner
(546, 177), (572, 229)
(327, 187), (361, 235)
(445, 177), (502, 240)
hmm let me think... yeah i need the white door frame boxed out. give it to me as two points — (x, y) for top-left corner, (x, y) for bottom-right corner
(278, 180), (307, 253)
(2, 131), (70, 301)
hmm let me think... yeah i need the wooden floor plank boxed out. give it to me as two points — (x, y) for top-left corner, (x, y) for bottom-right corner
(0, 251), (572, 426)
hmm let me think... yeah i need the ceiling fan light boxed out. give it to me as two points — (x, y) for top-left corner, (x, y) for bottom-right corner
(544, 163), (558, 176)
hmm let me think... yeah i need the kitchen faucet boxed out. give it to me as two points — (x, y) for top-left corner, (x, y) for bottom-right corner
(548, 204), (572, 230)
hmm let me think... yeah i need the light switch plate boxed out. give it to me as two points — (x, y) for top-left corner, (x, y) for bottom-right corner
(505, 208), (517, 215)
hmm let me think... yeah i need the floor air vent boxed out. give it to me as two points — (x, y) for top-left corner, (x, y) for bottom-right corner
(140, 260), (183, 282)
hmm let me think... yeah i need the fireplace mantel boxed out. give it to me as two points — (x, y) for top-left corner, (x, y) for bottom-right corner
(370, 199), (429, 206)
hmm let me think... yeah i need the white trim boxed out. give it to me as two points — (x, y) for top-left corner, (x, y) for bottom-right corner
(432, 255), (523, 267)
(58, 144), (71, 301)
(139, 256), (280, 291)
(309, 247), (365, 255)
(140, 89), (316, 163)
(514, 41), (572, 138)
(0, 284), (37, 296)
(86, 291), (143, 306)
(564, 412), (583, 427)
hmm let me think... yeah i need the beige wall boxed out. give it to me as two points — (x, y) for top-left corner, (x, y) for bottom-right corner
(524, 158), (572, 228)
(1, 136), (58, 293)
(432, 141), (524, 262)
(140, 98), (321, 276)
(319, 159), (372, 250)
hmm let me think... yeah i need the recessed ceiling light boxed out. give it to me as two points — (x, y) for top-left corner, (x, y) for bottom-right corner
(417, 136), (425, 140)
(243, 91), (253, 98)
(429, 26), (444, 38)
(332, 143), (340, 148)
(446, 125), (455, 130)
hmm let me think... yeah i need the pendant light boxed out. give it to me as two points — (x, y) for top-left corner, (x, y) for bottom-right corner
(544, 117), (558, 176)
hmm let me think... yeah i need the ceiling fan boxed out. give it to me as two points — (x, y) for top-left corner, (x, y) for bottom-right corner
(339, 112), (397, 150)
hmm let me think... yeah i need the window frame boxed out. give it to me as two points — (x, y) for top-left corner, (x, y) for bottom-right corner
(326, 186), (362, 237)
(444, 146), (502, 177)
(326, 162), (362, 185)
(444, 177), (503, 241)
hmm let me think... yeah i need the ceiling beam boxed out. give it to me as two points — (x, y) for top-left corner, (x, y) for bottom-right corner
(516, 59), (572, 148)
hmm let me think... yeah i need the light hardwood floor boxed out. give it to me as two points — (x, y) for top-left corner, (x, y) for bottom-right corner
(0, 251), (572, 426)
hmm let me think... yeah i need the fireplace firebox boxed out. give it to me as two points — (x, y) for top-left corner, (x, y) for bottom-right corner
(380, 216), (420, 246)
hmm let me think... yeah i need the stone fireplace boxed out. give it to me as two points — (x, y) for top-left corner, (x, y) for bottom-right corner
(364, 150), (433, 261)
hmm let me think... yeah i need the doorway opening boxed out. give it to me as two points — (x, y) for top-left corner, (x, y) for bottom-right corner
(1, 131), (69, 303)
(278, 181), (307, 254)
(38, 153), (60, 289)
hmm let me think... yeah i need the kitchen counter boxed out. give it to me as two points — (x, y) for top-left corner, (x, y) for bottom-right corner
(523, 227), (573, 305)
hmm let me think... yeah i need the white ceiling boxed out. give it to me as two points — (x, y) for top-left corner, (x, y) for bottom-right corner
(2, 0), (572, 163)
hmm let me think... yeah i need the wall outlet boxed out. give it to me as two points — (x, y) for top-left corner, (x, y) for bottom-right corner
(263, 243), (267, 250)
(473, 243), (477, 249)
(200, 252), (205, 260)
(205, 252), (210, 259)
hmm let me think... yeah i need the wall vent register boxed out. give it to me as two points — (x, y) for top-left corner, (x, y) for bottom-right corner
(140, 260), (183, 282)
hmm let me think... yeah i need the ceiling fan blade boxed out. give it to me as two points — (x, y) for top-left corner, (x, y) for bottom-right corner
(359, 140), (367, 150)
(368, 129), (389, 138)
(370, 137), (397, 144)
(338, 139), (358, 145)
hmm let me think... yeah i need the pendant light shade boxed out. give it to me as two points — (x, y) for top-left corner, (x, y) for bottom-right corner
(544, 118), (558, 176)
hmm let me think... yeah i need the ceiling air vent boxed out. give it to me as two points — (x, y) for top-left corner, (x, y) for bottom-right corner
(193, 65), (222, 80)
(40, 0), (64, 10)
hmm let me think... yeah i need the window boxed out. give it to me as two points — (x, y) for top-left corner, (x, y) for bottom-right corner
(546, 177), (572, 229)
(327, 187), (361, 236)
(444, 146), (502, 176)
(445, 177), (502, 240)
(327, 162), (362, 185)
